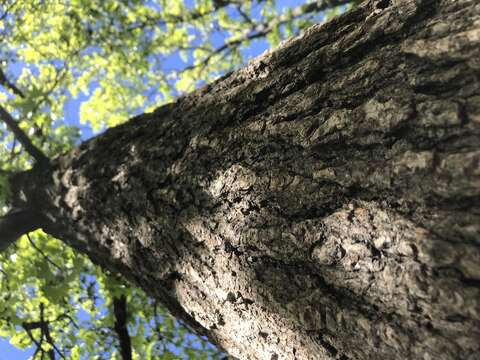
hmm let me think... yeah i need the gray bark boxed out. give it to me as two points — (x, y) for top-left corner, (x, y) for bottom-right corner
(10, 0), (480, 358)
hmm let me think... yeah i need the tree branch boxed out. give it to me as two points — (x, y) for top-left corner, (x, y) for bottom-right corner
(23, 304), (66, 360)
(0, 67), (25, 98)
(0, 105), (50, 166)
(181, 0), (352, 73)
(113, 295), (132, 360)
(26, 233), (63, 271)
(0, 64), (55, 148)
(0, 209), (49, 252)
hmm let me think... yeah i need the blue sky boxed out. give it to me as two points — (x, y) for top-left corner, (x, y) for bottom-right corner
(0, 339), (33, 360)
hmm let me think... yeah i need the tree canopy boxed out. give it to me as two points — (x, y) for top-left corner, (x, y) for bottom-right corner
(0, 0), (359, 358)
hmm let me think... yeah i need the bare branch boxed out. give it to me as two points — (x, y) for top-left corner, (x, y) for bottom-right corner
(0, 209), (49, 252)
(113, 295), (132, 360)
(22, 324), (44, 359)
(236, 4), (254, 24)
(55, 313), (79, 329)
(26, 233), (63, 271)
(0, 67), (25, 98)
(182, 0), (352, 73)
(0, 105), (50, 165)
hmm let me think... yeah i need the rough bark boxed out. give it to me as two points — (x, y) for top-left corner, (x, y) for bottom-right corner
(10, 0), (480, 359)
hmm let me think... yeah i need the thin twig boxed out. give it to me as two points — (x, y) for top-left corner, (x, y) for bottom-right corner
(55, 313), (79, 329)
(26, 233), (63, 271)
(23, 321), (46, 359)
(181, 0), (351, 73)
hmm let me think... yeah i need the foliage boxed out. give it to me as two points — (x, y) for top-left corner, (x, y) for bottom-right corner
(0, 0), (355, 358)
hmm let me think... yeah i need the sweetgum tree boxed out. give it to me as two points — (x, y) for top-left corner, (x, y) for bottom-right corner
(0, 0), (479, 359)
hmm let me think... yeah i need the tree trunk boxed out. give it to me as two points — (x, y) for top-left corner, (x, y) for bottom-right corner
(11, 0), (480, 358)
